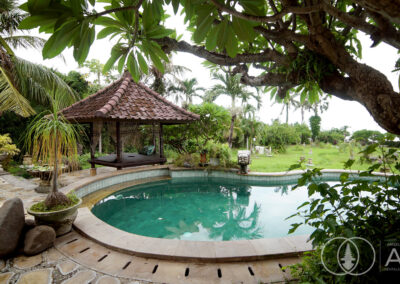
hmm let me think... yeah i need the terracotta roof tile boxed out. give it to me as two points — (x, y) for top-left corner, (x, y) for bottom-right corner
(60, 71), (200, 123)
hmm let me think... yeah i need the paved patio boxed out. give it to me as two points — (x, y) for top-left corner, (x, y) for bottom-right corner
(0, 167), (300, 283)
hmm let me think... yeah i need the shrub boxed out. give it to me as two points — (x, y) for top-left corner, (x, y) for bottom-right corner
(294, 123), (312, 144)
(351, 129), (384, 145)
(0, 134), (20, 169)
(309, 115), (321, 141)
(262, 121), (300, 153)
(173, 153), (200, 167)
(318, 129), (345, 144)
(204, 141), (234, 167)
(287, 134), (400, 283)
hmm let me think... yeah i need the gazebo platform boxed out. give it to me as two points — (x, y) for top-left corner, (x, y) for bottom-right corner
(91, 153), (167, 169)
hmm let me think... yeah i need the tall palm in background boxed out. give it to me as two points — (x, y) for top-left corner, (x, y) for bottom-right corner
(208, 71), (260, 148)
(169, 78), (205, 107)
(0, 0), (75, 117)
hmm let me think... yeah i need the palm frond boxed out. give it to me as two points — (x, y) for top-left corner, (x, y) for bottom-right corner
(3, 35), (46, 50)
(0, 10), (25, 36)
(12, 57), (77, 108)
(0, 66), (35, 116)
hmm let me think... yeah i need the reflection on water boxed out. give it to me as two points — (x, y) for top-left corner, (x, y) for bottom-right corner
(92, 178), (315, 241)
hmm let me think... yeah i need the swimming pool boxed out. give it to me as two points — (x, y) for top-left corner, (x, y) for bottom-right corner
(91, 177), (320, 241)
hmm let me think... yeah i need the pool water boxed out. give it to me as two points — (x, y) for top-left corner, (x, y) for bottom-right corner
(92, 177), (320, 241)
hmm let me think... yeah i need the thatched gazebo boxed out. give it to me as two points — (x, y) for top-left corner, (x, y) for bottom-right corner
(60, 71), (199, 175)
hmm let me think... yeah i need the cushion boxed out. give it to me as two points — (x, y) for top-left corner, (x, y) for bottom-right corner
(146, 145), (155, 155)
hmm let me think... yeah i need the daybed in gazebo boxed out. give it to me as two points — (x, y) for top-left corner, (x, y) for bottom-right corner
(60, 71), (199, 175)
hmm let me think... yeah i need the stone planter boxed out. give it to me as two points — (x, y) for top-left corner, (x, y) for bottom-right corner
(28, 198), (82, 236)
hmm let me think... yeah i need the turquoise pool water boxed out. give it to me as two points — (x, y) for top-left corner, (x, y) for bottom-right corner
(92, 177), (320, 241)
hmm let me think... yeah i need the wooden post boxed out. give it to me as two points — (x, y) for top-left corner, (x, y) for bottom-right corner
(89, 122), (96, 176)
(116, 121), (122, 169)
(152, 123), (156, 149)
(159, 123), (164, 158)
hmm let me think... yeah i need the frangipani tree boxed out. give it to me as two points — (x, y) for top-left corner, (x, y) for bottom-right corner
(19, 0), (400, 134)
(25, 93), (81, 208)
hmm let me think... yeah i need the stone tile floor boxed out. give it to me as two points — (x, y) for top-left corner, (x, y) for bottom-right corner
(0, 167), (299, 284)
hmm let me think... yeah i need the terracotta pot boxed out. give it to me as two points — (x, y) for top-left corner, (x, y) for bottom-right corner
(28, 198), (82, 236)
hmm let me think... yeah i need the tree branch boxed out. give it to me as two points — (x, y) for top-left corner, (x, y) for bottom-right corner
(321, 1), (400, 49)
(156, 37), (290, 66)
(209, 0), (322, 23)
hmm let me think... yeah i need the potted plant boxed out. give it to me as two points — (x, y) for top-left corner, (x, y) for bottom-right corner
(205, 141), (232, 167)
(25, 97), (82, 236)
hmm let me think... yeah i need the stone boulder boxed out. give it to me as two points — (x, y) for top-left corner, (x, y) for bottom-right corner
(0, 198), (25, 257)
(24, 225), (56, 256)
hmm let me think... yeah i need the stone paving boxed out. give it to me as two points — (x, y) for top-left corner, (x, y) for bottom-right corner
(0, 167), (299, 283)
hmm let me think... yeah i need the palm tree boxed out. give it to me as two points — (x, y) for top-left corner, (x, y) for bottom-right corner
(25, 92), (81, 208)
(169, 78), (205, 107)
(0, 0), (75, 116)
(208, 71), (260, 148)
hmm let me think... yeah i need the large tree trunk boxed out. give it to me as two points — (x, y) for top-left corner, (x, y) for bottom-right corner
(228, 114), (236, 148)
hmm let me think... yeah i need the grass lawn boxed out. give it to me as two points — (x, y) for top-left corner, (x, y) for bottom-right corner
(234, 144), (371, 172)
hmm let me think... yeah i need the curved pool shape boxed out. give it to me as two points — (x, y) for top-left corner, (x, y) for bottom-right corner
(92, 177), (320, 241)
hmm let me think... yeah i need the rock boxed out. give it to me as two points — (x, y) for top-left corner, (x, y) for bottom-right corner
(0, 198), (25, 257)
(62, 270), (96, 284)
(24, 225), (56, 256)
(17, 268), (52, 284)
(17, 219), (37, 252)
(14, 254), (43, 269)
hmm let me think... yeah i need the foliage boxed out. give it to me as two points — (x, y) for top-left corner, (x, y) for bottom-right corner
(261, 121), (300, 153)
(173, 152), (200, 167)
(287, 135), (400, 282)
(30, 193), (80, 212)
(0, 0), (76, 116)
(163, 103), (230, 153)
(293, 123), (312, 144)
(0, 133), (19, 169)
(204, 140), (233, 167)
(318, 128), (346, 145)
(309, 115), (321, 141)
(351, 129), (384, 145)
(168, 77), (204, 106)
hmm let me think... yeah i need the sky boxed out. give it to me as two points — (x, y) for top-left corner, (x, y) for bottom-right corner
(14, 4), (400, 134)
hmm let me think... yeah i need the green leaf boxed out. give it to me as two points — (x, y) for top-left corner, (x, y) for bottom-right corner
(97, 26), (121, 39)
(136, 52), (148, 75)
(18, 15), (58, 30)
(127, 52), (140, 82)
(205, 25), (218, 51)
(172, 0), (180, 14)
(216, 19), (229, 50)
(146, 26), (174, 39)
(225, 23), (238, 58)
(94, 16), (124, 28)
(117, 53), (127, 73)
(73, 23), (95, 64)
(193, 4), (215, 43)
(42, 21), (79, 59)
(104, 46), (123, 73)
(231, 17), (256, 42)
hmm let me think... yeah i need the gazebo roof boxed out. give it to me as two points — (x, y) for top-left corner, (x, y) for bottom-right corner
(60, 71), (200, 124)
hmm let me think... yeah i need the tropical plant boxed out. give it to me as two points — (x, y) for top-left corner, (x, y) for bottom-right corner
(0, 0), (75, 116)
(25, 93), (82, 209)
(208, 70), (260, 148)
(287, 135), (400, 282)
(204, 140), (233, 167)
(168, 77), (204, 106)
(80, 58), (118, 85)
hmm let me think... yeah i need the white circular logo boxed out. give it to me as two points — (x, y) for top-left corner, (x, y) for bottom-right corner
(321, 237), (376, 276)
